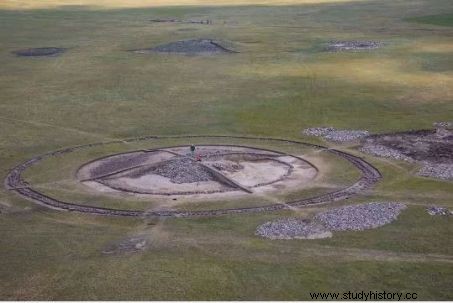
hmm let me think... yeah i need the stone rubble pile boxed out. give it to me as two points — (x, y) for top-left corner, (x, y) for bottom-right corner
(303, 127), (369, 142)
(426, 206), (453, 216)
(314, 202), (407, 231)
(326, 40), (383, 52)
(360, 143), (414, 162)
(418, 163), (453, 181)
(256, 202), (407, 240)
(255, 218), (332, 239)
(150, 18), (212, 24)
(151, 157), (214, 184)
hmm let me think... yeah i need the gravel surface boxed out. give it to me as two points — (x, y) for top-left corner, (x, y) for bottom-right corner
(426, 206), (453, 216)
(326, 40), (383, 52)
(418, 163), (453, 180)
(13, 47), (66, 57)
(149, 157), (214, 183)
(303, 127), (369, 142)
(360, 143), (414, 162)
(314, 202), (407, 231)
(134, 39), (235, 54)
(150, 18), (212, 24)
(255, 218), (332, 239)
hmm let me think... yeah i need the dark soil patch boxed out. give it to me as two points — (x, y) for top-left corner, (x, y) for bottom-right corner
(131, 39), (237, 55)
(90, 153), (152, 179)
(361, 126), (453, 180)
(102, 235), (148, 254)
(13, 47), (67, 57)
(363, 130), (453, 164)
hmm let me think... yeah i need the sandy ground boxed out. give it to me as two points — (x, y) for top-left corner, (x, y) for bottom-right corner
(105, 174), (229, 194)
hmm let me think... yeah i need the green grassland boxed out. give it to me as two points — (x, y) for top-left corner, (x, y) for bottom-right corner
(407, 14), (453, 28)
(0, 0), (453, 300)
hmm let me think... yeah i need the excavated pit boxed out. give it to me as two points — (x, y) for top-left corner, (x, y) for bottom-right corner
(5, 136), (382, 217)
(77, 145), (316, 196)
(361, 126), (453, 180)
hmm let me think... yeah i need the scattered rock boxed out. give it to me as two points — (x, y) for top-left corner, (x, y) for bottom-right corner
(132, 39), (236, 55)
(150, 18), (212, 24)
(426, 206), (452, 216)
(433, 121), (453, 139)
(13, 47), (66, 57)
(140, 157), (214, 184)
(326, 40), (383, 52)
(256, 217), (332, 239)
(418, 163), (453, 180)
(303, 127), (369, 142)
(102, 235), (148, 254)
(360, 143), (414, 162)
(314, 202), (407, 231)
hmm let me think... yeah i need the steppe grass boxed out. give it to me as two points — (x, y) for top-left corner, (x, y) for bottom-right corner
(0, 0), (452, 299)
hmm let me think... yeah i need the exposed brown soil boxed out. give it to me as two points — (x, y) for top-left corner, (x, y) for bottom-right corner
(102, 235), (148, 254)
(361, 127), (453, 180)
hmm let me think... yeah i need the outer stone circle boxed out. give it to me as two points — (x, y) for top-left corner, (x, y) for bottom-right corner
(4, 136), (382, 218)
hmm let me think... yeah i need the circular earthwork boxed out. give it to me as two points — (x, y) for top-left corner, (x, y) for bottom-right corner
(5, 135), (381, 218)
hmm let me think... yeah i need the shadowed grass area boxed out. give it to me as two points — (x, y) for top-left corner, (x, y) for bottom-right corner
(0, 0), (453, 300)
(407, 14), (453, 27)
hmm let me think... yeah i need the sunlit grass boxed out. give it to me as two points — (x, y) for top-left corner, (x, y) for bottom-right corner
(0, 0), (366, 10)
(407, 13), (453, 27)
